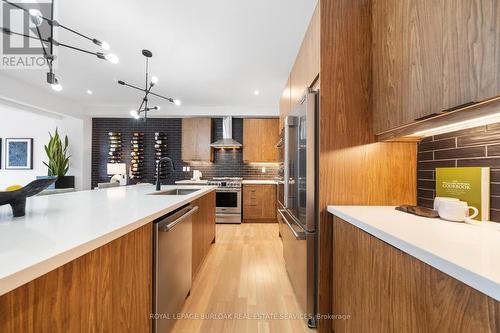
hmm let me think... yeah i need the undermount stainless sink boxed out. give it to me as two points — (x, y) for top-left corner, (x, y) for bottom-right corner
(148, 188), (200, 196)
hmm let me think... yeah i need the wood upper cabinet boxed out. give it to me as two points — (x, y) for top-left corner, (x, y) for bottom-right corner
(191, 191), (216, 278)
(279, 77), (291, 131)
(290, 4), (320, 108)
(182, 118), (213, 161)
(279, 4), (319, 131)
(372, 0), (500, 135)
(243, 119), (279, 162)
(243, 184), (276, 222)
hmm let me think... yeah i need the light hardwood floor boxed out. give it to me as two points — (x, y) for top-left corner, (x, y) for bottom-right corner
(172, 223), (314, 333)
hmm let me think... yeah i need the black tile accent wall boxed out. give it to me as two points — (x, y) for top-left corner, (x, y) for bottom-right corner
(416, 124), (500, 222)
(92, 118), (183, 188)
(91, 118), (278, 188)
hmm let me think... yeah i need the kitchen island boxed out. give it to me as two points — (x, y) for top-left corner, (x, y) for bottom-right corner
(0, 184), (216, 332)
(325, 206), (500, 333)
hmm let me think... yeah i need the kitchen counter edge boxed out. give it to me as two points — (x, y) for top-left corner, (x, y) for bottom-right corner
(0, 186), (217, 296)
(327, 205), (500, 302)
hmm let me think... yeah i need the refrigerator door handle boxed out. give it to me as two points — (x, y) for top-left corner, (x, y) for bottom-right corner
(278, 209), (305, 240)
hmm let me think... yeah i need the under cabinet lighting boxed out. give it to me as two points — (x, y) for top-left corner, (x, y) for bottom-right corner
(412, 112), (500, 137)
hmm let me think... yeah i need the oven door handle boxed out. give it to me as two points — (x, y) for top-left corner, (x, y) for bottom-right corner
(278, 209), (305, 240)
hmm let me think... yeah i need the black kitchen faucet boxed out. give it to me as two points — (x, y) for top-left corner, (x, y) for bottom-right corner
(156, 157), (175, 191)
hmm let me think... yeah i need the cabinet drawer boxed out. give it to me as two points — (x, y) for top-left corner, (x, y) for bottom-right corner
(242, 184), (277, 221)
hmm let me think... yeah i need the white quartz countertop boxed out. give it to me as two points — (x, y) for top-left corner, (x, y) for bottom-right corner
(0, 184), (216, 296)
(175, 180), (209, 185)
(327, 206), (500, 301)
(242, 180), (277, 185)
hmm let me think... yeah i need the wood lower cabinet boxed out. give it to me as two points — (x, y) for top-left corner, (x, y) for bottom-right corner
(191, 190), (216, 278)
(0, 223), (152, 333)
(242, 184), (276, 222)
(329, 216), (500, 333)
(372, 0), (500, 134)
(182, 118), (213, 161)
(242, 119), (279, 162)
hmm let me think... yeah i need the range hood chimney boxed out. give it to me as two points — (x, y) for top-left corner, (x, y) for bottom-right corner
(210, 116), (242, 149)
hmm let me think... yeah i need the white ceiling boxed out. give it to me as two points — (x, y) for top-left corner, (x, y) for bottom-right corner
(1, 0), (317, 117)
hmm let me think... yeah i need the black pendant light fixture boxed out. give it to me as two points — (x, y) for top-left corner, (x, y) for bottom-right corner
(0, 0), (119, 92)
(118, 49), (181, 121)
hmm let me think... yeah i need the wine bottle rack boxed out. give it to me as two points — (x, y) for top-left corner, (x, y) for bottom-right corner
(155, 132), (168, 180)
(130, 132), (145, 180)
(108, 132), (122, 163)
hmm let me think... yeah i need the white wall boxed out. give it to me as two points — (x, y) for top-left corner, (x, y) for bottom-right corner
(0, 105), (85, 190)
(84, 104), (279, 118)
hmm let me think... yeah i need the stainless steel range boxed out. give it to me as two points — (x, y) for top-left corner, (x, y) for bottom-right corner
(209, 177), (242, 224)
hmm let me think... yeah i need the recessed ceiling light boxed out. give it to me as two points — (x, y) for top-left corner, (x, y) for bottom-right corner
(254, 90), (260, 96)
(86, 90), (93, 95)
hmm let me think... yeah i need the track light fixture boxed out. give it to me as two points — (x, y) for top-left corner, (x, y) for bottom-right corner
(0, 0), (118, 91)
(118, 49), (180, 121)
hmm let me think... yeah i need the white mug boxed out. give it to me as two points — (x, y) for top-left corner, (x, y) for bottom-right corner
(433, 197), (460, 211)
(437, 200), (478, 222)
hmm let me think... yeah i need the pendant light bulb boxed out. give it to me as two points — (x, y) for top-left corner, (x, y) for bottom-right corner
(93, 39), (110, 51)
(174, 99), (182, 106)
(29, 9), (44, 27)
(151, 76), (159, 84)
(130, 110), (139, 119)
(104, 53), (119, 64)
(51, 83), (63, 92)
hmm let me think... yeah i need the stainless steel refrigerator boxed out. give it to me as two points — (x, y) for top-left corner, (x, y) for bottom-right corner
(278, 88), (318, 328)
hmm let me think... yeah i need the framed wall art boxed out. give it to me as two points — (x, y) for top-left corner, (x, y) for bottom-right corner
(5, 138), (33, 170)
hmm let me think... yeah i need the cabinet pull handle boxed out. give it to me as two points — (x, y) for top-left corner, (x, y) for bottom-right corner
(442, 101), (476, 113)
(414, 101), (477, 122)
(414, 113), (442, 122)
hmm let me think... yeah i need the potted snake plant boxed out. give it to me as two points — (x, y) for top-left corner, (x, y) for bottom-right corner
(43, 128), (75, 189)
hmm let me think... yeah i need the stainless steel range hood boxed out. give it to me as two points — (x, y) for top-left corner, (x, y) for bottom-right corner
(210, 116), (242, 149)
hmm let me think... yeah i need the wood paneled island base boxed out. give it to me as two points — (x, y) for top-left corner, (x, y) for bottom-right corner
(330, 216), (500, 333)
(0, 223), (152, 333)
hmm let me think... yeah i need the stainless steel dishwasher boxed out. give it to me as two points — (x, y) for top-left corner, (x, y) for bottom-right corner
(153, 204), (198, 333)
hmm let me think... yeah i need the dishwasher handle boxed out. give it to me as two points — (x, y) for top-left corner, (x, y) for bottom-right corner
(158, 206), (199, 232)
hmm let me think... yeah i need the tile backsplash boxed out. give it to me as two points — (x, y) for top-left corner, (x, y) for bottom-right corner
(417, 123), (500, 222)
(184, 118), (279, 179)
(91, 118), (278, 188)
